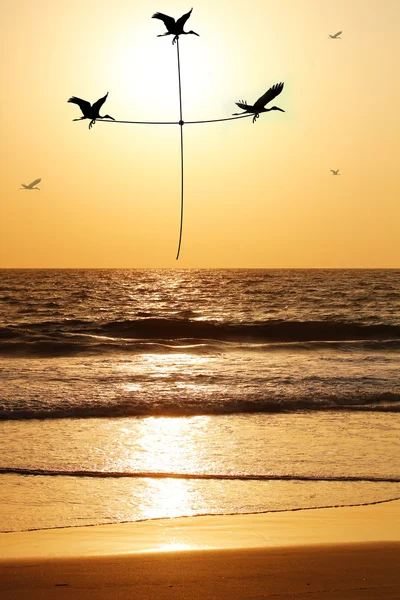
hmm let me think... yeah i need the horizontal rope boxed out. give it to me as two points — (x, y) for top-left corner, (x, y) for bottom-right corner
(95, 119), (179, 125)
(185, 114), (253, 124)
(91, 114), (253, 126)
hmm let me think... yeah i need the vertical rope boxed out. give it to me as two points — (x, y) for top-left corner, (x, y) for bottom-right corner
(176, 38), (184, 260)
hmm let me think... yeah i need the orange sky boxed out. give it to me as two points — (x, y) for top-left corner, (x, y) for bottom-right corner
(0, 0), (399, 268)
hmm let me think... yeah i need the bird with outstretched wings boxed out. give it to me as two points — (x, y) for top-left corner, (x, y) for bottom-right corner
(152, 8), (199, 44)
(68, 93), (114, 129)
(234, 82), (285, 122)
(68, 93), (108, 116)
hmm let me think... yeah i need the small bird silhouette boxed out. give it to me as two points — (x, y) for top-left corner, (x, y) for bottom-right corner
(68, 93), (115, 129)
(233, 83), (285, 123)
(329, 31), (342, 39)
(20, 178), (41, 190)
(331, 169), (341, 175)
(152, 8), (199, 44)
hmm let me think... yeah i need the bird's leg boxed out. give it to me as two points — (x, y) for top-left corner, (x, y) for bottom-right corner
(172, 35), (179, 45)
(252, 113), (259, 124)
(72, 117), (85, 121)
(89, 119), (96, 130)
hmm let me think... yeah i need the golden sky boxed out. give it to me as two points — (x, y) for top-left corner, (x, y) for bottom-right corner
(0, 0), (399, 268)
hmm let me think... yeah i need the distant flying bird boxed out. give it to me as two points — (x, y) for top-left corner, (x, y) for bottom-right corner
(329, 31), (342, 39)
(68, 93), (115, 129)
(331, 169), (341, 175)
(152, 8), (199, 44)
(20, 178), (41, 190)
(233, 82), (285, 123)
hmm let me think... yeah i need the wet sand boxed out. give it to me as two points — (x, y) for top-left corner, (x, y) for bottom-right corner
(1, 501), (399, 599)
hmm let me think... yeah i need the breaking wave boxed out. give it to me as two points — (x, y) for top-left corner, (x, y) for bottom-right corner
(1, 318), (400, 356)
(1, 392), (399, 420)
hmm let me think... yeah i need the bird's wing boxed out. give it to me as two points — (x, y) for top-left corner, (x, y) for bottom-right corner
(176, 8), (193, 29)
(152, 12), (175, 29)
(92, 92), (109, 113)
(330, 170), (336, 173)
(333, 31), (342, 37)
(68, 96), (91, 114)
(253, 82), (284, 109)
(29, 178), (41, 187)
(235, 102), (250, 111)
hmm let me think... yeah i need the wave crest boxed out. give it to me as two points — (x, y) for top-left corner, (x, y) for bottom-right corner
(1, 393), (399, 420)
(1, 318), (400, 356)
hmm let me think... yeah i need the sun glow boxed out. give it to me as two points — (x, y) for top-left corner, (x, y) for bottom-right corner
(140, 541), (195, 553)
(123, 416), (211, 521)
(132, 415), (210, 474)
(104, 17), (230, 123)
(140, 478), (193, 520)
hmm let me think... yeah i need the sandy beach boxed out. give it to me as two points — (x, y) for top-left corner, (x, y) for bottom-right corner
(1, 500), (399, 599)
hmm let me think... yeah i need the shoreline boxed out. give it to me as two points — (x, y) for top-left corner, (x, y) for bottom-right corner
(1, 501), (399, 599)
(1, 499), (400, 559)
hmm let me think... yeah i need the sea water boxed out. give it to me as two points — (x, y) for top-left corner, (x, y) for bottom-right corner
(1, 269), (399, 532)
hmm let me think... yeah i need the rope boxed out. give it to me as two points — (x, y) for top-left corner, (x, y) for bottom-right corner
(94, 115), (252, 126)
(185, 115), (252, 124)
(176, 38), (185, 260)
(97, 120), (178, 125)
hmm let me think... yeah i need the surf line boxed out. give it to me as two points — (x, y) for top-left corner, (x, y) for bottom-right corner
(1, 468), (400, 483)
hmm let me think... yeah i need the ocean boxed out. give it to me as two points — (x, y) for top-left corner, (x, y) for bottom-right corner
(0, 269), (399, 533)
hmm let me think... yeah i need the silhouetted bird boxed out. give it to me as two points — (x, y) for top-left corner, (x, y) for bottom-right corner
(331, 169), (341, 175)
(233, 83), (285, 123)
(68, 93), (115, 129)
(20, 178), (41, 190)
(329, 31), (342, 39)
(152, 8), (199, 44)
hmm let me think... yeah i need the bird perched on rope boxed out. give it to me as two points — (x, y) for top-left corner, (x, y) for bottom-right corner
(233, 83), (285, 123)
(152, 8), (199, 44)
(68, 93), (115, 129)
(331, 169), (341, 175)
(20, 178), (41, 190)
(329, 31), (342, 39)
